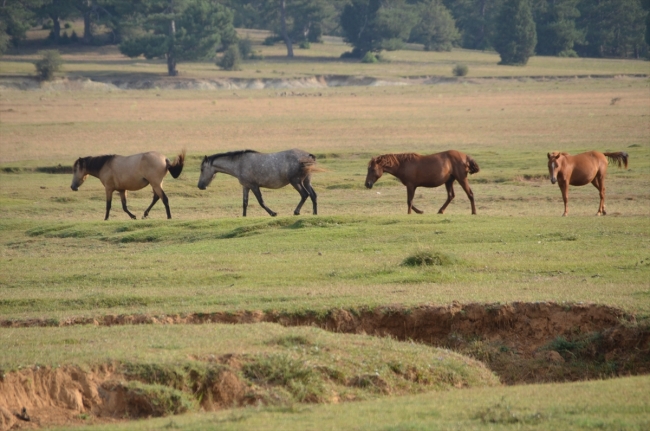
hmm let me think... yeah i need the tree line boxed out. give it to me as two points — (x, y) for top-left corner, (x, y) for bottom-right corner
(2, 0), (648, 74)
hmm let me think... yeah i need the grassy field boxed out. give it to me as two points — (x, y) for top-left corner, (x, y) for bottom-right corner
(53, 375), (650, 431)
(1, 39), (650, 429)
(2, 29), (649, 80)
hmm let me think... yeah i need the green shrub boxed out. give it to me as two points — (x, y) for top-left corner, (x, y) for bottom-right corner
(299, 41), (311, 49)
(402, 250), (457, 267)
(238, 37), (253, 58)
(34, 50), (63, 81)
(263, 36), (279, 46)
(60, 32), (70, 45)
(217, 45), (241, 71)
(453, 64), (469, 77)
(123, 381), (193, 416)
(381, 38), (404, 51)
(361, 52), (378, 63)
(558, 49), (578, 58)
(242, 354), (325, 403)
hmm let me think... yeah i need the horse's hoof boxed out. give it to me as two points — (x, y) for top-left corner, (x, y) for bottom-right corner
(293, 211), (300, 216)
(270, 213), (277, 217)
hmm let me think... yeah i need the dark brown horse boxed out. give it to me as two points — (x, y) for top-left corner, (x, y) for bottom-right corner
(365, 150), (480, 214)
(547, 150), (628, 216)
(71, 150), (185, 220)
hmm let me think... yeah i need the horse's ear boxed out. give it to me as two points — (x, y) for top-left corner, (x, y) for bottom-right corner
(547, 153), (551, 160)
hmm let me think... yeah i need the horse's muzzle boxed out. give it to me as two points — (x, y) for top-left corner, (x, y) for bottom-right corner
(365, 181), (373, 189)
(550, 178), (557, 185)
(71, 186), (78, 191)
(197, 184), (206, 190)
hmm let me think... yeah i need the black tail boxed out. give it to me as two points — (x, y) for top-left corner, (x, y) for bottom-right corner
(167, 149), (186, 179)
(467, 155), (480, 174)
(604, 151), (628, 169)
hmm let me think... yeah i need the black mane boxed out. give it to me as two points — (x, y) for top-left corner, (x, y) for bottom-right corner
(75, 155), (116, 174)
(207, 150), (258, 163)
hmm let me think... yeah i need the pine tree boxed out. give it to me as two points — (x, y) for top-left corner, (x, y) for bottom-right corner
(119, 0), (236, 76)
(533, 0), (582, 56)
(410, 0), (460, 51)
(494, 0), (537, 65)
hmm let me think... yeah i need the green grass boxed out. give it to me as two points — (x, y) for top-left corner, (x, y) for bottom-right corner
(1, 46), (649, 430)
(0, 323), (499, 410)
(1, 214), (648, 320)
(50, 375), (650, 431)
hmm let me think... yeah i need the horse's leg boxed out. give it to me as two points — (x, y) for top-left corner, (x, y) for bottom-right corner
(290, 181), (309, 216)
(242, 187), (249, 217)
(151, 185), (171, 219)
(592, 175), (606, 215)
(304, 177), (318, 215)
(457, 177), (476, 215)
(119, 190), (137, 220)
(559, 179), (569, 216)
(251, 185), (277, 217)
(437, 178), (456, 214)
(104, 189), (113, 221)
(143, 193), (160, 219)
(406, 186), (423, 214)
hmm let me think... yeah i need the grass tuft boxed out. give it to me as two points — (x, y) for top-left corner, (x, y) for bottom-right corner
(402, 250), (458, 267)
(242, 354), (326, 403)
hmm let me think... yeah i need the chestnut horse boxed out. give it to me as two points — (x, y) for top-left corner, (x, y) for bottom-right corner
(365, 150), (480, 215)
(547, 150), (628, 216)
(71, 150), (185, 220)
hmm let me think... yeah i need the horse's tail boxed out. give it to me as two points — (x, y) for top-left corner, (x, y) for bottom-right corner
(167, 149), (186, 179)
(466, 155), (480, 175)
(604, 151), (628, 169)
(300, 153), (326, 177)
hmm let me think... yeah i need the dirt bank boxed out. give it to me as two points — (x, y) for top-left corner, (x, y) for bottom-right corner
(0, 74), (646, 92)
(0, 302), (634, 352)
(2, 302), (648, 429)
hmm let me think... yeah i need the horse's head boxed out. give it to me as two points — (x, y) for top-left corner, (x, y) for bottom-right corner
(365, 157), (384, 189)
(71, 157), (89, 191)
(197, 156), (216, 190)
(547, 152), (563, 185)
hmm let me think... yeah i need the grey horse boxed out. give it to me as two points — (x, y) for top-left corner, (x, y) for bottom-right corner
(197, 149), (320, 217)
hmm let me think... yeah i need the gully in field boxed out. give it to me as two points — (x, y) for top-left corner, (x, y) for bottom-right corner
(197, 149), (321, 217)
(547, 150), (628, 216)
(71, 150), (185, 220)
(365, 150), (480, 214)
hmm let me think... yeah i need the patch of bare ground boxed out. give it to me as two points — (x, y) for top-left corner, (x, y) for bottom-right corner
(1, 302), (648, 430)
(0, 74), (647, 91)
(0, 359), (254, 430)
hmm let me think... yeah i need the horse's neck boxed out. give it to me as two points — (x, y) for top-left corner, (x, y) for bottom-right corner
(382, 162), (403, 177)
(211, 157), (241, 177)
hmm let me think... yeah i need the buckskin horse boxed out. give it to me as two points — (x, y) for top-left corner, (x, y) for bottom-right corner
(197, 149), (321, 217)
(547, 150), (628, 216)
(365, 150), (480, 214)
(71, 150), (185, 220)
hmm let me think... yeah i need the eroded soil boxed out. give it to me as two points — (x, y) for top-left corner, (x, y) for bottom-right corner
(2, 302), (649, 430)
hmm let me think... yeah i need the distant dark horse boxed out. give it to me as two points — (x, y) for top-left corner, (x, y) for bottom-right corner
(197, 149), (321, 217)
(71, 151), (185, 220)
(547, 150), (628, 216)
(365, 150), (480, 214)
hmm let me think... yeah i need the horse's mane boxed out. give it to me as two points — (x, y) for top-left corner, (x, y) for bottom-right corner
(75, 155), (115, 173)
(207, 150), (258, 163)
(371, 153), (420, 168)
(549, 151), (570, 158)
